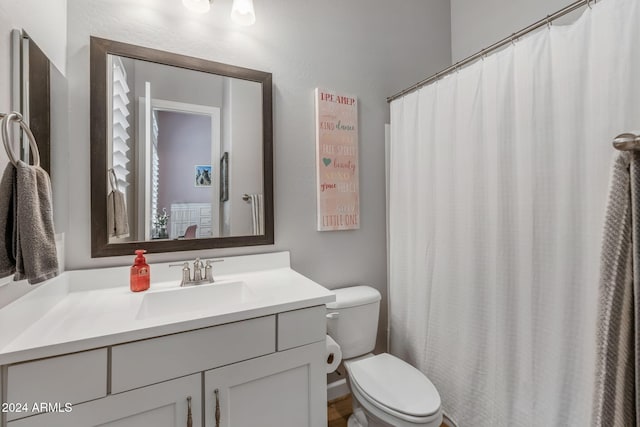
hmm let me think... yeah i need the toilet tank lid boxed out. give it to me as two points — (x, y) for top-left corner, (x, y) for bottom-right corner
(327, 286), (381, 309)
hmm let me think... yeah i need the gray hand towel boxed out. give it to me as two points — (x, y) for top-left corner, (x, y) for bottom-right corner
(107, 189), (129, 238)
(13, 160), (59, 284)
(249, 194), (264, 235)
(0, 163), (16, 278)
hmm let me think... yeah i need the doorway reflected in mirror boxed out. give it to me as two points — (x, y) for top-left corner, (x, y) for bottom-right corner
(91, 37), (273, 257)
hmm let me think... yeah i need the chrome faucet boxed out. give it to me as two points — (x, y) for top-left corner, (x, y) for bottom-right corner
(193, 258), (203, 282)
(170, 258), (224, 287)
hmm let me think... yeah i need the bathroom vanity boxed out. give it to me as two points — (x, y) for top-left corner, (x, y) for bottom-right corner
(0, 252), (334, 427)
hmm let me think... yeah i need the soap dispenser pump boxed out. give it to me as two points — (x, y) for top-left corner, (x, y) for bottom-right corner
(130, 249), (150, 292)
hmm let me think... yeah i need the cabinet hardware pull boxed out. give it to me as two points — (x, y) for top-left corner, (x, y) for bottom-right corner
(187, 396), (193, 427)
(214, 389), (220, 427)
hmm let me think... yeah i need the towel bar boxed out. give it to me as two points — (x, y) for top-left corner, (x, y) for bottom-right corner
(613, 133), (640, 151)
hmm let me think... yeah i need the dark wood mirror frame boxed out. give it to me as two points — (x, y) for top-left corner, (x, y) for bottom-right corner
(90, 37), (274, 257)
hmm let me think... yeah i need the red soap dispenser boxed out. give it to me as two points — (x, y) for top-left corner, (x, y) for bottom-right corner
(130, 250), (150, 292)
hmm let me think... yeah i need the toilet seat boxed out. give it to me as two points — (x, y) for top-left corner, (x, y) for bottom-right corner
(346, 353), (441, 423)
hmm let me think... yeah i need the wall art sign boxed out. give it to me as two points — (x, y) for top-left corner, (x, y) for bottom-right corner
(314, 88), (360, 231)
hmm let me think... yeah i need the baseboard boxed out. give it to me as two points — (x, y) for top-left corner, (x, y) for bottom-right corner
(327, 378), (349, 401)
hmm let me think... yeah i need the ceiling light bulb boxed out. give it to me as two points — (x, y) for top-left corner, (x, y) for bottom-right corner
(182, 0), (212, 14)
(231, 0), (256, 26)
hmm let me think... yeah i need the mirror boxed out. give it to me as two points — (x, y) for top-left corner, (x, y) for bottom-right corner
(11, 29), (51, 173)
(90, 37), (273, 257)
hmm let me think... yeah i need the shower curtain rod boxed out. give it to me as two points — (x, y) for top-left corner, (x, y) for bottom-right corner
(387, 0), (595, 103)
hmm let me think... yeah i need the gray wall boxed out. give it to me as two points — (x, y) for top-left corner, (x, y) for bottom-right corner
(0, 6), (18, 295)
(0, 0), (67, 75)
(0, 10), (15, 173)
(61, 0), (452, 350)
(450, 0), (585, 62)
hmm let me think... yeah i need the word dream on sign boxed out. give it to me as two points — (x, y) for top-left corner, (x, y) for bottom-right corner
(314, 88), (360, 231)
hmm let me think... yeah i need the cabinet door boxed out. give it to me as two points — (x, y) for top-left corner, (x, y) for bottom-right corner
(8, 374), (201, 427)
(204, 341), (326, 427)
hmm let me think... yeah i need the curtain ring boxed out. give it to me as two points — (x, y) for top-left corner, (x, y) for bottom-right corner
(1, 112), (40, 167)
(546, 15), (552, 29)
(587, 0), (592, 9)
(510, 34), (517, 46)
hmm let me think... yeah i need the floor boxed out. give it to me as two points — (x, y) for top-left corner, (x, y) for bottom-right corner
(328, 394), (447, 427)
(327, 394), (353, 427)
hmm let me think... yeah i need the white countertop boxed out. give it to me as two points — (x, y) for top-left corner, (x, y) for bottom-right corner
(0, 252), (335, 365)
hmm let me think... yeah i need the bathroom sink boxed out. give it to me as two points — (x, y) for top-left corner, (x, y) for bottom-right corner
(136, 280), (254, 319)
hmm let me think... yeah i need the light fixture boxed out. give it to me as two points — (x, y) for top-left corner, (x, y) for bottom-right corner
(231, 0), (256, 26)
(182, 0), (213, 14)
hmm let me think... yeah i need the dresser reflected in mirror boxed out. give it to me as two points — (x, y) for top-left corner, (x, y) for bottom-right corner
(90, 37), (273, 257)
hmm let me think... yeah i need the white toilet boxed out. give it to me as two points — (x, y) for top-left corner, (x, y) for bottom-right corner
(327, 286), (443, 427)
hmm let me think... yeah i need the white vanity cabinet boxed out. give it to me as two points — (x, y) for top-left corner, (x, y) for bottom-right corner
(1, 306), (327, 427)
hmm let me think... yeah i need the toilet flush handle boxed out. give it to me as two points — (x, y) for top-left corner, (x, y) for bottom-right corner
(326, 312), (340, 319)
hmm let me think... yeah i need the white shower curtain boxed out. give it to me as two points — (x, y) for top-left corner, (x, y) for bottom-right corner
(388, 0), (640, 425)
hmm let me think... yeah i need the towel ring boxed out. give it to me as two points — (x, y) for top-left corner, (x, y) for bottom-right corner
(1, 112), (40, 167)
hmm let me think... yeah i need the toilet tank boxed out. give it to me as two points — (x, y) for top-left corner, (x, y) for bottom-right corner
(326, 286), (381, 359)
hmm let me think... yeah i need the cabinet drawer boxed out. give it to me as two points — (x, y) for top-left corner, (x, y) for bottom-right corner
(6, 348), (108, 421)
(111, 316), (275, 393)
(277, 306), (326, 351)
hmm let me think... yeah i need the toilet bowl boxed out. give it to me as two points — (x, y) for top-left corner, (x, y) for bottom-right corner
(345, 354), (442, 427)
(327, 286), (443, 427)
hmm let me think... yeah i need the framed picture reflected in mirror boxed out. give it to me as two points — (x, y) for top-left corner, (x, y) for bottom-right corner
(195, 165), (212, 187)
